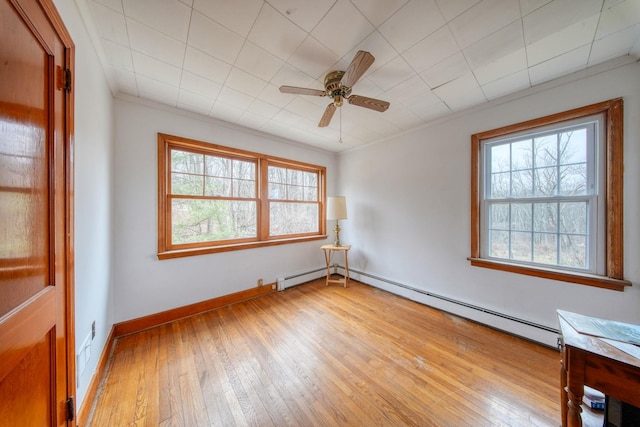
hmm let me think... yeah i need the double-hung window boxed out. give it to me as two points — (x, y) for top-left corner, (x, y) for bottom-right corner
(470, 99), (629, 291)
(158, 134), (326, 259)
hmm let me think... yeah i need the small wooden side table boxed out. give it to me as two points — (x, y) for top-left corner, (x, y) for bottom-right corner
(321, 244), (351, 287)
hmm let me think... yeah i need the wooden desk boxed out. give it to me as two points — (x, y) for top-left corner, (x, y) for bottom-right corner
(558, 310), (640, 427)
(321, 245), (351, 287)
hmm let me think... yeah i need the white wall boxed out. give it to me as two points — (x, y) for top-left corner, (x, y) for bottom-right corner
(112, 99), (337, 322)
(338, 60), (640, 345)
(53, 0), (115, 408)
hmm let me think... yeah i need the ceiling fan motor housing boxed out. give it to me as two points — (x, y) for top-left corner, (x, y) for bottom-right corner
(324, 71), (351, 106)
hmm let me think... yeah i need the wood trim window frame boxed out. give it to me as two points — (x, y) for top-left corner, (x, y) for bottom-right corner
(158, 133), (327, 260)
(470, 98), (630, 291)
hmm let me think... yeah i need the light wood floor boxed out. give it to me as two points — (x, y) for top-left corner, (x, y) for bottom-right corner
(89, 278), (562, 426)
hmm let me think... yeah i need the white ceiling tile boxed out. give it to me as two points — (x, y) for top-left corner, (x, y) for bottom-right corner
(132, 52), (182, 87)
(284, 97), (327, 119)
(136, 75), (179, 105)
(249, 99), (282, 119)
(178, 0), (192, 6)
(267, 0), (335, 32)
(183, 47), (232, 83)
(481, 69), (530, 100)
(101, 39), (134, 71)
(526, 15), (598, 66)
(519, 0), (552, 16)
(188, 11), (244, 64)
(383, 75), (433, 104)
(270, 64), (316, 89)
(409, 99), (451, 121)
(378, 0), (445, 53)
(367, 56), (415, 91)
(127, 19), (186, 67)
(209, 101), (244, 123)
(217, 87), (255, 109)
(288, 37), (341, 79)
(420, 52), (469, 88)
(311, 0), (375, 57)
(449, 0), (520, 48)
(248, 4), (308, 60)
(235, 111), (271, 129)
(111, 68), (138, 95)
(342, 32), (398, 73)
(523, 0), (602, 44)
(90, 1), (129, 45)
(178, 89), (215, 113)
(180, 71), (222, 98)
(257, 83), (298, 109)
(225, 68), (268, 96)
(123, 0), (191, 41)
(528, 45), (591, 86)
(473, 48), (527, 85)
(433, 72), (485, 111)
(596, 0), (640, 39)
(589, 24), (640, 65)
(235, 42), (284, 82)
(193, 0), (262, 37)
(463, 21), (523, 70)
(92, 0), (123, 13)
(350, 0), (409, 27)
(403, 26), (459, 73)
(434, 0), (482, 22)
(349, 76), (384, 98)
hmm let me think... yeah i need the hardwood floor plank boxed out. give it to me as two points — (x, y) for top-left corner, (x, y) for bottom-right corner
(89, 279), (561, 426)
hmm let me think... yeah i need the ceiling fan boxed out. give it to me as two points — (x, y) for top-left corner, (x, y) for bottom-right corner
(279, 50), (390, 127)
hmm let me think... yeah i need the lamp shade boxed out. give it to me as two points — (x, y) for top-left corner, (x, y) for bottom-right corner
(327, 196), (347, 220)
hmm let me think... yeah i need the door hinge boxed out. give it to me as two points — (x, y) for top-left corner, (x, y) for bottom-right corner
(57, 66), (72, 92)
(66, 396), (75, 422)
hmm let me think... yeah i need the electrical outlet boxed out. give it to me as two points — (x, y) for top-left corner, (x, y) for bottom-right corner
(91, 321), (96, 340)
(258, 278), (263, 286)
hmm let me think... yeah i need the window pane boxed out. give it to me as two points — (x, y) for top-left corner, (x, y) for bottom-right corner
(304, 171), (317, 187)
(234, 179), (255, 198)
(510, 203), (531, 231)
(559, 128), (587, 165)
(533, 232), (557, 265)
(489, 230), (509, 258)
(172, 173), (203, 195)
(533, 203), (557, 233)
(270, 202), (319, 236)
(490, 143), (510, 173)
(205, 156), (231, 177)
(511, 231), (532, 261)
(268, 166), (286, 184)
(511, 170), (533, 197)
(559, 164), (587, 196)
(490, 172), (510, 198)
(172, 150), (203, 174)
(287, 169), (303, 186)
(559, 202), (587, 234)
(204, 176), (231, 197)
(533, 166), (557, 196)
(489, 203), (509, 230)
(560, 234), (587, 269)
(233, 160), (255, 180)
(511, 139), (531, 171)
(304, 186), (317, 201)
(171, 199), (256, 244)
(288, 185), (303, 201)
(534, 135), (557, 168)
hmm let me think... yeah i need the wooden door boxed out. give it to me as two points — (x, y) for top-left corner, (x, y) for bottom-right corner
(0, 0), (75, 425)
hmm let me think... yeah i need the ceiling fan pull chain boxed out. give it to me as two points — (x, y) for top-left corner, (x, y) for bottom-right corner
(339, 107), (343, 143)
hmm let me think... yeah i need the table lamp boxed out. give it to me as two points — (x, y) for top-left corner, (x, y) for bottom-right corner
(327, 196), (347, 247)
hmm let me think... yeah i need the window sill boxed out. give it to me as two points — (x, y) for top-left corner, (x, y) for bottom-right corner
(158, 235), (329, 260)
(467, 257), (631, 291)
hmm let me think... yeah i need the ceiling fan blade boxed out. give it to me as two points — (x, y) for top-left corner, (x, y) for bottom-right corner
(340, 50), (375, 88)
(348, 95), (390, 112)
(318, 103), (336, 127)
(279, 86), (326, 96)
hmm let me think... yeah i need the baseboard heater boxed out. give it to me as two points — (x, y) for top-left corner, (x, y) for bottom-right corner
(279, 265), (560, 348)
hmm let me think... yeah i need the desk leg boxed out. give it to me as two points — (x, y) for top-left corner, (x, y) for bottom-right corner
(561, 359), (568, 427)
(343, 250), (349, 287)
(566, 350), (585, 427)
(323, 249), (331, 286)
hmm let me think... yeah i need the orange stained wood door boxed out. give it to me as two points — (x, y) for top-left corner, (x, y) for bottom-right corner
(0, 0), (75, 426)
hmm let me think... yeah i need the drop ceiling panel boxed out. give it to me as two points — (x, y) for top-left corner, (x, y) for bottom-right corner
(81, 0), (640, 152)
